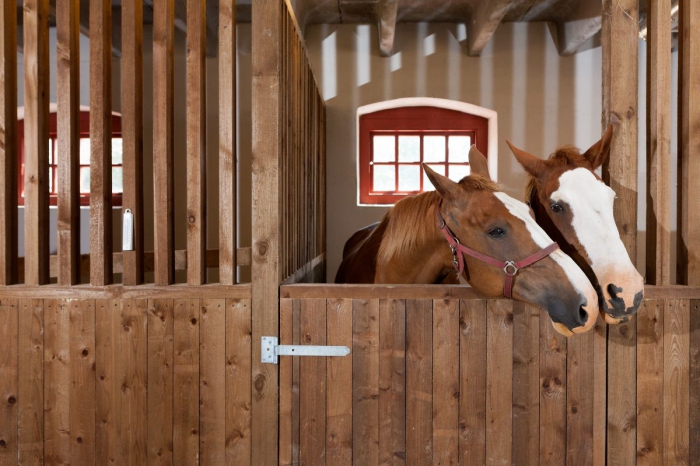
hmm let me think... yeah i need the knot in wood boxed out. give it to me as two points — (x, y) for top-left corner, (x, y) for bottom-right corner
(7, 395), (16, 405)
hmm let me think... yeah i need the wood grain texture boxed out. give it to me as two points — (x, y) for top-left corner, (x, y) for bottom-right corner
(200, 299), (226, 464)
(353, 298), (380, 466)
(433, 298), (459, 466)
(459, 299), (486, 466)
(327, 298), (353, 466)
(300, 299), (327, 466)
(645, 0), (672, 285)
(663, 299), (690, 464)
(539, 315), (567, 466)
(607, 318), (637, 466)
(89, 0), (113, 286)
(406, 299), (432, 465)
(23, 0), (51, 285)
(689, 299), (700, 463)
(95, 299), (120, 466)
(512, 302), (539, 466)
(592, 316), (607, 466)
(0, 283), (252, 300)
(218, 0), (237, 285)
(601, 0), (639, 259)
(121, 0), (144, 286)
(226, 298), (251, 465)
(567, 321), (595, 465)
(636, 299), (664, 464)
(17, 299), (44, 464)
(153, 0), (175, 285)
(147, 298), (174, 465)
(281, 284), (487, 299)
(378, 299), (405, 466)
(69, 299), (96, 465)
(677, 0), (700, 285)
(0, 299), (18, 463)
(0, 0), (18, 285)
(173, 299), (200, 465)
(279, 298), (293, 466)
(486, 299), (513, 466)
(44, 299), (71, 465)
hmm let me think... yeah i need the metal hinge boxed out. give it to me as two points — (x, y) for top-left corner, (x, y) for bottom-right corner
(261, 336), (351, 364)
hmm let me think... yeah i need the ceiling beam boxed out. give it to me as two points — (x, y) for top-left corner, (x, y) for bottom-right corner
(466, 0), (514, 56)
(555, 0), (601, 56)
(376, 0), (398, 56)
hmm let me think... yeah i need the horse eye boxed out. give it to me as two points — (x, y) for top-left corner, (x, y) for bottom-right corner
(488, 228), (505, 237)
(550, 203), (564, 213)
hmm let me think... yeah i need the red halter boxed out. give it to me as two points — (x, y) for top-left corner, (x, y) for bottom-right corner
(437, 199), (560, 298)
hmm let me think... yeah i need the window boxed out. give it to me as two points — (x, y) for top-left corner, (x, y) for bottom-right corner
(17, 109), (123, 206)
(358, 99), (496, 205)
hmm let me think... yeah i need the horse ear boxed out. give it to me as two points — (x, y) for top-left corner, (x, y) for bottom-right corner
(423, 163), (460, 199)
(506, 140), (546, 178)
(468, 145), (491, 179)
(582, 124), (613, 169)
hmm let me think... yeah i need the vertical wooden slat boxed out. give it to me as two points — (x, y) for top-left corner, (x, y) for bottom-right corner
(89, 0), (113, 285)
(607, 318), (637, 466)
(226, 298), (251, 465)
(378, 299), (405, 466)
(153, 0), (175, 285)
(459, 299), (486, 466)
(601, 0), (638, 259)
(147, 298), (174, 465)
(69, 299), (96, 465)
(218, 0), (237, 285)
(567, 320), (595, 465)
(251, 0), (283, 460)
(200, 299), (226, 464)
(539, 316), (567, 466)
(689, 299), (700, 462)
(593, 317), (607, 466)
(486, 299), (513, 466)
(327, 298), (353, 466)
(645, 0), (672, 285)
(433, 299), (459, 466)
(663, 299), (690, 464)
(279, 298), (293, 466)
(121, 0), (144, 286)
(677, 0), (700, 285)
(512, 302), (539, 466)
(353, 298), (380, 466)
(300, 299), (327, 466)
(44, 299), (70, 464)
(173, 299), (200, 465)
(186, 0), (207, 286)
(18, 298), (44, 464)
(95, 299), (119, 465)
(0, 299), (19, 463)
(0, 0), (18, 285)
(292, 299), (301, 465)
(406, 299), (432, 465)
(23, 0), (50, 285)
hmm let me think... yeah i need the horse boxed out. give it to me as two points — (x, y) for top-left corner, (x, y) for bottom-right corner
(336, 146), (600, 337)
(506, 125), (644, 324)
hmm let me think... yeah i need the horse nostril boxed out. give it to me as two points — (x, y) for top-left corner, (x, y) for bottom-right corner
(608, 283), (623, 299)
(578, 306), (588, 325)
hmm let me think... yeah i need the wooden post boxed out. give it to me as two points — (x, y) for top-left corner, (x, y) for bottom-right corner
(646, 0), (672, 285)
(0, 0), (18, 285)
(23, 0), (51, 286)
(678, 0), (700, 285)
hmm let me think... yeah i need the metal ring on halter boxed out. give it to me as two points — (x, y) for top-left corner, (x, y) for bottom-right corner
(503, 261), (519, 276)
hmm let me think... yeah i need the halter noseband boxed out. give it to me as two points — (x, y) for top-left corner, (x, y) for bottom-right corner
(437, 199), (560, 298)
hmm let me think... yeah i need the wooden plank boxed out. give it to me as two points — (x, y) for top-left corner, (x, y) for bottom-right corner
(607, 318), (637, 466)
(636, 299), (664, 464)
(299, 299), (327, 466)
(226, 298), (251, 465)
(147, 298), (174, 465)
(69, 299), (96, 465)
(459, 299), (486, 466)
(378, 299), (405, 466)
(601, 0), (639, 259)
(186, 0), (207, 285)
(689, 299), (700, 463)
(433, 298), (459, 466)
(512, 302), (539, 466)
(406, 299), (432, 465)
(567, 319), (595, 465)
(327, 298), (353, 466)
(678, 0), (700, 285)
(89, 0), (113, 286)
(218, 0), (237, 285)
(44, 299), (71, 464)
(486, 299), (513, 466)
(17, 299), (44, 464)
(353, 298), (380, 466)
(0, 299), (18, 463)
(95, 299), (120, 465)
(279, 298), (293, 466)
(663, 299), (690, 464)
(121, 0), (144, 286)
(0, 0), (18, 285)
(200, 299), (226, 464)
(539, 315), (567, 466)
(173, 299), (200, 465)
(645, 0), (672, 285)
(593, 316), (607, 466)
(153, 0), (175, 285)
(292, 298), (301, 465)
(23, 0), (51, 285)
(0, 283), (252, 300)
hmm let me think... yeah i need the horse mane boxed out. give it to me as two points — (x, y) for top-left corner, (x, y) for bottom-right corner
(377, 174), (499, 265)
(524, 145), (588, 202)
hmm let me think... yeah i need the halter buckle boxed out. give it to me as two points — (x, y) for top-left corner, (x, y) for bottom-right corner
(503, 261), (519, 276)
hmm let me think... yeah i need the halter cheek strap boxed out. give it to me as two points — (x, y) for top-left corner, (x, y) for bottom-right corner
(437, 199), (560, 298)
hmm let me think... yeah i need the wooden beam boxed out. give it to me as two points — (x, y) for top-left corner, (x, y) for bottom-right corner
(466, 0), (513, 56)
(376, 0), (398, 57)
(143, 0), (219, 57)
(556, 0), (602, 56)
(646, 0), (672, 285)
(77, 1), (122, 57)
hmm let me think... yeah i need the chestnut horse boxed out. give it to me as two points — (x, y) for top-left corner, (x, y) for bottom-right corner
(336, 147), (599, 336)
(507, 125), (644, 324)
